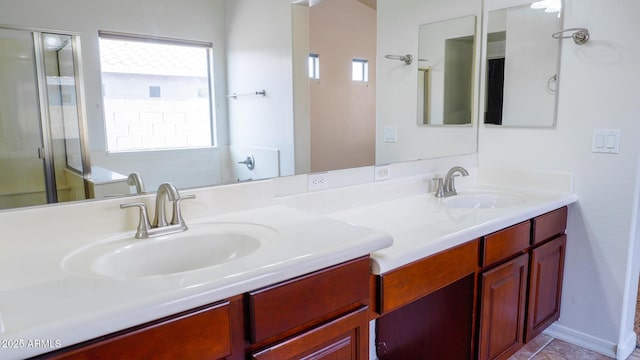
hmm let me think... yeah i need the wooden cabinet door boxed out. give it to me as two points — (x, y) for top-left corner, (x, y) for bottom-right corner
(478, 254), (529, 360)
(251, 307), (369, 360)
(526, 235), (566, 342)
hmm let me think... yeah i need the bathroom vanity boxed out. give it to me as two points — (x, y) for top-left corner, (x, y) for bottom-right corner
(0, 169), (577, 360)
(0, 199), (391, 360)
(309, 171), (576, 359)
(40, 257), (371, 360)
(367, 207), (566, 360)
(38, 204), (569, 360)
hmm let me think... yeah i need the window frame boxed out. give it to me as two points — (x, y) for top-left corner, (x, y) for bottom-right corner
(97, 31), (217, 153)
(309, 53), (320, 80)
(351, 58), (369, 83)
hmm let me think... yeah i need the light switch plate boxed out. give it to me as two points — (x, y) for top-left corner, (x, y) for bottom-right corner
(592, 129), (620, 154)
(383, 126), (397, 143)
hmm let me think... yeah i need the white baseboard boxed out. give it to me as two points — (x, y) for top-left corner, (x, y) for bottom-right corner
(543, 323), (620, 358)
(615, 331), (637, 359)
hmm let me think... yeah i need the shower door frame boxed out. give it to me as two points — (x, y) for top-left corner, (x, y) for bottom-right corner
(1, 25), (92, 204)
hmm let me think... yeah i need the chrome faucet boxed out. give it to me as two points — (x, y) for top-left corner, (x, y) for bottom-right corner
(120, 182), (195, 239)
(435, 166), (469, 198)
(153, 182), (181, 227)
(126, 172), (146, 194)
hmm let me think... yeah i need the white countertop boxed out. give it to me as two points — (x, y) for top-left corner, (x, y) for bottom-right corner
(327, 185), (577, 274)
(0, 168), (578, 359)
(0, 205), (391, 359)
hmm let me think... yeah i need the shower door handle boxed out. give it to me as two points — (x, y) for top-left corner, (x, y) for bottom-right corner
(37, 147), (46, 160)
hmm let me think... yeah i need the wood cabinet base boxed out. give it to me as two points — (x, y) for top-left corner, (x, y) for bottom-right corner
(376, 275), (475, 360)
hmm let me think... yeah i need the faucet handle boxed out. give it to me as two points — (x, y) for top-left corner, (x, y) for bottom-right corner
(433, 176), (445, 198)
(120, 202), (152, 239)
(170, 194), (196, 226)
(181, 194), (196, 201)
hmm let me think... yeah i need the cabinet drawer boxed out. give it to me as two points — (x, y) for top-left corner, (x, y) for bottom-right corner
(251, 307), (369, 360)
(482, 221), (530, 268)
(249, 257), (369, 344)
(378, 239), (479, 313)
(48, 301), (232, 360)
(532, 207), (567, 245)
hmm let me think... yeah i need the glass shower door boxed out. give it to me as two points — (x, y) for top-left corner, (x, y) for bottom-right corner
(0, 28), (49, 209)
(0, 28), (89, 209)
(42, 33), (88, 204)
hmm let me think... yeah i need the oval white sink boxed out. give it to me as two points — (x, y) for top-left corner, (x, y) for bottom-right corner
(442, 190), (526, 209)
(63, 222), (276, 279)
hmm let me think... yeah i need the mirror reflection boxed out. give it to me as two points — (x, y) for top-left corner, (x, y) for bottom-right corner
(375, 0), (480, 166)
(0, 28), (87, 209)
(303, 0), (377, 172)
(1, 0), (483, 211)
(0, 0), (379, 210)
(483, 1), (562, 127)
(417, 16), (476, 126)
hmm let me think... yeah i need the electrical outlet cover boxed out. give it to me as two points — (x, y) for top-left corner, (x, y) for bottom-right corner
(375, 166), (391, 181)
(308, 173), (329, 191)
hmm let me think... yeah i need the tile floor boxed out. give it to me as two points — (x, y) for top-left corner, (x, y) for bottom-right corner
(509, 280), (640, 359)
(509, 333), (640, 360)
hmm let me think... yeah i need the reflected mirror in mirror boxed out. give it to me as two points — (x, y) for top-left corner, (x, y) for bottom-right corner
(483, 1), (562, 127)
(417, 15), (476, 126)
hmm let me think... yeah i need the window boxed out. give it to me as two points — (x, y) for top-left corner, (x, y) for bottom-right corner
(309, 53), (320, 79)
(98, 32), (215, 152)
(352, 58), (369, 82)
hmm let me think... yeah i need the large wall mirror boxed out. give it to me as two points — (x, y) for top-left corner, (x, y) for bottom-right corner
(0, 0), (483, 210)
(417, 15), (476, 126)
(481, 0), (562, 127)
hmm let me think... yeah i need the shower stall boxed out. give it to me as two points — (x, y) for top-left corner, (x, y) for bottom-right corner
(0, 27), (90, 209)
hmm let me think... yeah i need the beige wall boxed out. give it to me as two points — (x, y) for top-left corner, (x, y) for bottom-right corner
(309, 0), (376, 172)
